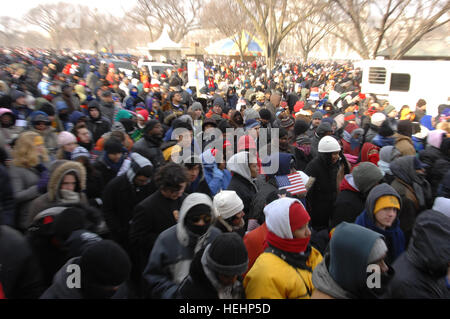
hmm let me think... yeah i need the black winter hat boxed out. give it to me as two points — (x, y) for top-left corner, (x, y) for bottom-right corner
(259, 109), (272, 121)
(213, 97), (225, 109)
(103, 137), (124, 154)
(378, 120), (394, 137)
(143, 119), (160, 134)
(397, 120), (412, 137)
(294, 119), (309, 136)
(279, 127), (288, 138)
(80, 240), (131, 286)
(87, 100), (100, 110)
(40, 102), (56, 116)
(437, 170), (450, 198)
(217, 119), (232, 134)
(203, 232), (248, 276)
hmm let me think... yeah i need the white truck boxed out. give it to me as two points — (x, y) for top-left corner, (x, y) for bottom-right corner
(354, 60), (450, 116)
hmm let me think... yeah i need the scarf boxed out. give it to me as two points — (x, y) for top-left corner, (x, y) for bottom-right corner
(265, 230), (310, 254)
(102, 152), (125, 173)
(59, 189), (81, 203)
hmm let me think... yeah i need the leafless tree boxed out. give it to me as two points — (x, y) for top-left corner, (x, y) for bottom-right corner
(234, 0), (326, 71)
(128, 0), (204, 43)
(295, 15), (335, 62)
(0, 16), (21, 47)
(24, 3), (73, 49)
(323, 0), (450, 59)
(200, 0), (257, 60)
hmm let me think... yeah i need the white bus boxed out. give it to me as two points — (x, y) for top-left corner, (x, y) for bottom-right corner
(354, 60), (450, 116)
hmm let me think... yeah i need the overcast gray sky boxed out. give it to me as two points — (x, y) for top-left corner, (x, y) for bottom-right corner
(3, 0), (134, 19)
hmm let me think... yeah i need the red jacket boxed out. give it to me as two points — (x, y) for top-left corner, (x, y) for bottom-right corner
(243, 223), (268, 276)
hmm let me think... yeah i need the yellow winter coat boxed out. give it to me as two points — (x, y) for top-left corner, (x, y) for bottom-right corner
(244, 247), (323, 299)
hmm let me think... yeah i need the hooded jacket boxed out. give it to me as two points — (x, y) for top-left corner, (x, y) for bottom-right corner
(382, 210), (450, 299)
(143, 193), (221, 299)
(355, 183), (405, 264)
(390, 155), (433, 244)
(102, 153), (156, 250)
(394, 133), (416, 156)
(86, 103), (111, 142)
(27, 161), (88, 229)
(227, 151), (258, 228)
(311, 222), (386, 299)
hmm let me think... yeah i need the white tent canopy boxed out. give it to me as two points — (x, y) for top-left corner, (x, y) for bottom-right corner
(146, 25), (182, 51)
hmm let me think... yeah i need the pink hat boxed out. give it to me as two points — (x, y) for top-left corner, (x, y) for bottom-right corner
(427, 129), (446, 149)
(57, 131), (77, 147)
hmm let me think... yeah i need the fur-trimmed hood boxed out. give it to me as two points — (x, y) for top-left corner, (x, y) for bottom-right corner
(47, 160), (86, 201)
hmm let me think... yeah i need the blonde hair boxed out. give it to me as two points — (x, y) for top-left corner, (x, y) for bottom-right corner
(12, 131), (49, 168)
(436, 121), (450, 134)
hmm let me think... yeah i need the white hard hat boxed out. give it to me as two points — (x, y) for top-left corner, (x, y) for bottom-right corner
(318, 136), (341, 153)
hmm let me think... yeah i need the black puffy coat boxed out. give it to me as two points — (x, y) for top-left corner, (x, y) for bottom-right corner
(0, 225), (45, 299)
(131, 135), (165, 169)
(304, 153), (340, 231)
(382, 209), (450, 299)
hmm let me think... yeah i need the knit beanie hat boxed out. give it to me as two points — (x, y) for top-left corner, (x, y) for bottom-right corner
(203, 232), (248, 276)
(373, 195), (400, 214)
(213, 190), (244, 220)
(57, 131), (77, 146)
(379, 145), (401, 163)
(427, 129), (446, 149)
(259, 108), (272, 121)
(312, 111), (323, 120)
(378, 120), (394, 137)
(279, 127), (288, 139)
(280, 116), (294, 128)
(71, 146), (90, 160)
(244, 119), (260, 130)
(213, 97), (225, 109)
(397, 120), (412, 137)
(80, 240), (131, 286)
(53, 207), (85, 241)
(383, 105), (396, 116)
(294, 119), (309, 136)
(371, 112), (386, 127)
(367, 237), (388, 264)
(352, 162), (384, 194)
(289, 201), (311, 234)
(39, 103), (56, 117)
(244, 108), (260, 122)
(104, 137), (123, 154)
(191, 102), (203, 112)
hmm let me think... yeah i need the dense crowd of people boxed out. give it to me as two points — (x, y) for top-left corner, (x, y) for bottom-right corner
(0, 48), (449, 299)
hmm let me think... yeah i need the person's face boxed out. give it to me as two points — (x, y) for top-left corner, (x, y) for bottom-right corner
(388, 110), (397, 118)
(60, 174), (77, 191)
(194, 109), (202, 119)
(107, 152), (122, 163)
(173, 93), (182, 104)
(178, 130), (193, 148)
(375, 207), (397, 229)
(0, 114), (14, 126)
(293, 223), (311, 239)
(187, 165), (200, 182)
(249, 162), (259, 178)
(213, 105), (222, 115)
(149, 123), (163, 137)
(331, 151), (340, 164)
(218, 274), (238, 286)
(63, 142), (77, 153)
(134, 175), (150, 187)
(370, 256), (390, 274)
(249, 126), (260, 139)
(231, 210), (245, 227)
(312, 118), (321, 127)
(89, 108), (100, 119)
(34, 121), (48, 131)
(161, 182), (187, 200)
(279, 135), (288, 148)
(260, 118), (269, 126)
(77, 128), (91, 144)
(16, 96), (26, 106)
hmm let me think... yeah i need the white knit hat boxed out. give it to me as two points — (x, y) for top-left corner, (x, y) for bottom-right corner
(213, 190), (244, 220)
(57, 131), (77, 147)
(318, 136), (341, 153)
(371, 112), (386, 127)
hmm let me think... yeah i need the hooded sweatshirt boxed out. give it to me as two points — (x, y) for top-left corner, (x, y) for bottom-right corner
(355, 183), (405, 264)
(312, 222), (385, 299)
(143, 193), (221, 299)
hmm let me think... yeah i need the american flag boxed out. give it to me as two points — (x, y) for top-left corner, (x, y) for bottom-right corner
(275, 172), (307, 196)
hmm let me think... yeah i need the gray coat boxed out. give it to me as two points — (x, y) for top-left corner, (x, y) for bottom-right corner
(8, 165), (42, 230)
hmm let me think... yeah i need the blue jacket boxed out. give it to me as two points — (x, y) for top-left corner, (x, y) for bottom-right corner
(372, 135), (395, 148)
(201, 150), (231, 196)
